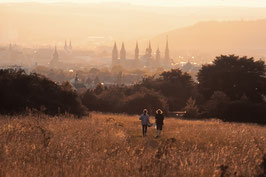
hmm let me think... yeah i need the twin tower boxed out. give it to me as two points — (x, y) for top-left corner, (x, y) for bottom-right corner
(112, 37), (171, 68)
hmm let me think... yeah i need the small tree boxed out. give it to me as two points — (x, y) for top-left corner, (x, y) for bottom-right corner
(183, 97), (199, 119)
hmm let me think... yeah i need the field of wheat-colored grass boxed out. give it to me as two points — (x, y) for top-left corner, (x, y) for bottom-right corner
(0, 112), (265, 177)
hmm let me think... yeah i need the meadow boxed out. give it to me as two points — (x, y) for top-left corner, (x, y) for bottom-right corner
(0, 113), (265, 177)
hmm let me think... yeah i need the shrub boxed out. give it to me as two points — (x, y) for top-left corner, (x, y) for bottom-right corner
(81, 90), (100, 111)
(225, 101), (266, 124)
(140, 69), (195, 111)
(123, 88), (169, 115)
(0, 69), (85, 116)
(203, 91), (230, 118)
(183, 97), (199, 119)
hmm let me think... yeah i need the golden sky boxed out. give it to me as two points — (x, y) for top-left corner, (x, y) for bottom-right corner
(1, 0), (266, 7)
(1, 0), (266, 50)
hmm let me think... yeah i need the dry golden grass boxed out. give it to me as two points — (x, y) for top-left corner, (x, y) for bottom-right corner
(0, 113), (265, 177)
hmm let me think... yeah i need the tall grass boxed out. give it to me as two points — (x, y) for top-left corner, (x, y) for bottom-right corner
(0, 113), (265, 177)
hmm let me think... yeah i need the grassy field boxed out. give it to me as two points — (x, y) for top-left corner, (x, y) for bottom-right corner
(0, 113), (265, 177)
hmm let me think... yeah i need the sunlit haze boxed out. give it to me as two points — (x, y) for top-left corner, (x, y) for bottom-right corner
(1, 0), (266, 66)
(1, 0), (266, 7)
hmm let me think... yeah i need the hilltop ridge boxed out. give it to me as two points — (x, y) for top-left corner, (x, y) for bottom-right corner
(153, 19), (266, 61)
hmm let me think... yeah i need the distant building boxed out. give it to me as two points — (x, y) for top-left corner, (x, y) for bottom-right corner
(111, 37), (172, 69)
(120, 42), (126, 61)
(69, 74), (86, 91)
(112, 42), (119, 66)
(156, 47), (161, 67)
(50, 46), (60, 66)
(135, 42), (139, 61)
(64, 40), (72, 53)
(164, 36), (171, 67)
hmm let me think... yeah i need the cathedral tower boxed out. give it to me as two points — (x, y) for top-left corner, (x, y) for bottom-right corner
(53, 46), (59, 61)
(164, 36), (170, 66)
(112, 42), (118, 65)
(145, 41), (152, 59)
(64, 40), (68, 51)
(135, 42), (139, 61)
(69, 40), (72, 50)
(50, 46), (59, 66)
(156, 47), (161, 63)
(120, 42), (126, 60)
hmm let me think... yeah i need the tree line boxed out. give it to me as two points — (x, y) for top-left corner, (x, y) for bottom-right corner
(0, 55), (265, 124)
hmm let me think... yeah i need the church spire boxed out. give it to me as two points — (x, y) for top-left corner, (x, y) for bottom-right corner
(64, 40), (68, 51)
(9, 43), (12, 51)
(53, 46), (58, 60)
(135, 42), (139, 61)
(69, 40), (72, 50)
(120, 42), (126, 60)
(146, 41), (152, 59)
(156, 46), (160, 62)
(164, 36), (170, 64)
(112, 42), (118, 61)
(50, 45), (59, 66)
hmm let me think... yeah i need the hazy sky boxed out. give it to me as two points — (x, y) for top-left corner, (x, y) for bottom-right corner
(1, 0), (266, 7)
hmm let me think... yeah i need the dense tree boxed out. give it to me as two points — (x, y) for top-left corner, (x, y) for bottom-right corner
(123, 88), (168, 115)
(141, 69), (195, 111)
(198, 55), (266, 103)
(82, 85), (169, 115)
(0, 69), (85, 116)
(203, 91), (230, 118)
(197, 55), (266, 124)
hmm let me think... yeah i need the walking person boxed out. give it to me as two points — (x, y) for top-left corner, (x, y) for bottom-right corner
(155, 109), (164, 138)
(139, 109), (150, 137)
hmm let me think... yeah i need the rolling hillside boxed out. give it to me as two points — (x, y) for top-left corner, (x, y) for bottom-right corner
(153, 20), (266, 61)
(0, 113), (265, 176)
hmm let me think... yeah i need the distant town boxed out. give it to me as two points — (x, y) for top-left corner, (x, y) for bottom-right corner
(0, 38), (204, 92)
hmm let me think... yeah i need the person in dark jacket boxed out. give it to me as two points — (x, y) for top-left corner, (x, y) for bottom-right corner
(155, 109), (164, 137)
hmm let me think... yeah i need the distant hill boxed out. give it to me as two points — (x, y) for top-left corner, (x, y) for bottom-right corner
(152, 20), (266, 62)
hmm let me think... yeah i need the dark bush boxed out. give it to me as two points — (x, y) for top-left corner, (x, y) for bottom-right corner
(140, 69), (195, 111)
(81, 85), (169, 115)
(82, 90), (100, 111)
(0, 69), (86, 116)
(203, 91), (231, 118)
(183, 97), (199, 119)
(82, 85), (126, 113)
(225, 101), (266, 124)
(96, 86), (126, 113)
(123, 88), (169, 115)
